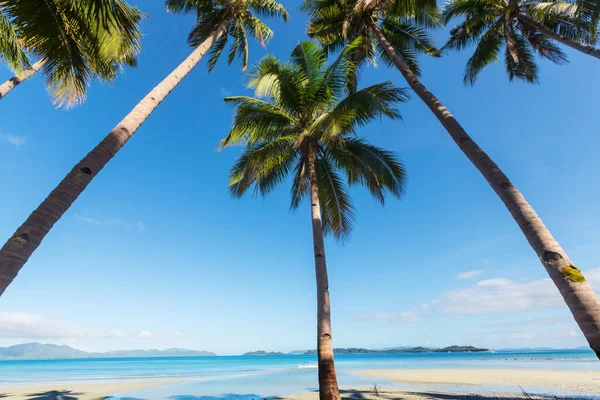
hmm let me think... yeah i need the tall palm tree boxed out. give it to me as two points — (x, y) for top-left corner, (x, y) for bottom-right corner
(220, 41), (408, 399)
(442, 0), (600, 84)
(0, 0), (143, 107)
(304, 0), (600, 358)
(0, 0), (288, 297)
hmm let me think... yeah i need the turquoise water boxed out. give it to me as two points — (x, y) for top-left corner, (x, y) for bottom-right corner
(0, 351), (598, 399)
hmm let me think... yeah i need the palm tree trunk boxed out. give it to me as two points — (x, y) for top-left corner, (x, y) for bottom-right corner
(369, 21), (600, 358)
(518, 15), (600, 60)
(0, 21), (229, 297)
(0, 60), (46, 100)
(307, 145), (341, 400)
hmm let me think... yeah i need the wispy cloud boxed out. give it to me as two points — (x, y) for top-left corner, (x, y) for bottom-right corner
(1, 134), (27, 148)
(360, 267), (600, 321)
(76, 213), (145, 232)
(76, 214), (126, 226)
(220, 88), (232, 97)
(457, 269), (486, 280)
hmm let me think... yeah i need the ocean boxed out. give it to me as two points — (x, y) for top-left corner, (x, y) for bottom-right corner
(1, 350), (598, 399)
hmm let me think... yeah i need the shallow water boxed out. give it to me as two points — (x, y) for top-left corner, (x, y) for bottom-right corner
(1, 351), (598, 399)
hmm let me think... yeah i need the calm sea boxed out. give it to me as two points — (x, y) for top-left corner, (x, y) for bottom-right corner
(0, 350), (598, 399)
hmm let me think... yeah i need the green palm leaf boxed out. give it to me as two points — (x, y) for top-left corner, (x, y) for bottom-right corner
(315, 152), (355, 242)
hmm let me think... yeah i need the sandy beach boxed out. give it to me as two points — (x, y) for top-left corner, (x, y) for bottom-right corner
(356, 368), (600, 394)
(0, 380), (182, 400)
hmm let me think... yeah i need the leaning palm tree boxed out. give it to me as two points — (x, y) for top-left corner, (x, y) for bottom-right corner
(220, 41), (408, 399)
(0, 0), (288, 297)
(0, 0), (143, 107)
(442, 0), (600, 84)
(304, 0), (600, 358)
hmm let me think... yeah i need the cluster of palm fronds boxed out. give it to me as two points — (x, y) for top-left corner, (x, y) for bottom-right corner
(0, 0), (143, 107)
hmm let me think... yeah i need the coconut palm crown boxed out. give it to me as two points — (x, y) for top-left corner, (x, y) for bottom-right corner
(442, 0), (600, 84)
(167, 0), (289, 72)
(0, 0), (143, 107)
(302, 0), (441, 76)
(220, 41), (408, 241)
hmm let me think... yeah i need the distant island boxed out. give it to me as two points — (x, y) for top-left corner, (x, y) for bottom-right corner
(303, 345), (489, 354)
(242, 351), (286, 356)
(0, 343), (216, 360)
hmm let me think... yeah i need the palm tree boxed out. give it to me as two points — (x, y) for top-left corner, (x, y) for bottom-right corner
(442, 0), (600, 84)
(220, 41), (408, 400)
(0, 0), (143, 107)
(0, 0), (288, 297)
(304, 0), (600, 358)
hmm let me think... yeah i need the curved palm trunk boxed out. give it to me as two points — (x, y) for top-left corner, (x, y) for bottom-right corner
(369, 21), (600, 358)
(0, 21), (229, 297)
(307, 147), (341, 400)
(519, 15), (600, 60)
(0, 60), (46, 100)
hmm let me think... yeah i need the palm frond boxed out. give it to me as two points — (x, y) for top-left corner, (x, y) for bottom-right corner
(290, 155), (310, 210)
(243, 12), (273, 46)
(315, 152), (355, 242)
(247, 0), (290, 22)
(0, 7), (30, 72)
(311, 82), (408, 142)
(220, 96), (297, 148)
(504, 28), (538, 83)
(328, 138), (406, 204)
(463, 19), (504, 85)
(229, 136), (298, 198)
(205, 25), (229, 72)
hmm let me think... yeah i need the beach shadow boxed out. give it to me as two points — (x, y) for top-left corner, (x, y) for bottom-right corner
(169, 394), (269, 400)
(25, 390), (84, 400)
(327, 389), (566, 400)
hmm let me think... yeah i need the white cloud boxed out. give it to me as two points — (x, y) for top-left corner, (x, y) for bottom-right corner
(220, 88), (232, 97)
(438, 268), (600, 315)
(362, 267), (600, 321)
(0, 312), (125, 340)
(0, 312), (88, 339)
(173, 332), (184, 337)
(475, 278), (512, 287)
(136, 221), (145, 232)
(138, 330), (154, 338)
(0, 134), (26, 148)
(457, 269), (486, 280)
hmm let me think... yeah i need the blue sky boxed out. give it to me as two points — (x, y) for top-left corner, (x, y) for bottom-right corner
(1, 1), (599, 355)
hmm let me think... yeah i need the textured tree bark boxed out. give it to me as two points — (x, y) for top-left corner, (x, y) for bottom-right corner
(307, 145), (341, 400)
(518, 16), (600, 60)
(0, 21), (229, 296)
(0, 59), (46, 100)
(370, 21), (600, 358)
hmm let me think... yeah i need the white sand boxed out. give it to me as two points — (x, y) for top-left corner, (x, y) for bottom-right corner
(0, 380), (181, 400)
(357, 368), (600, 393)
